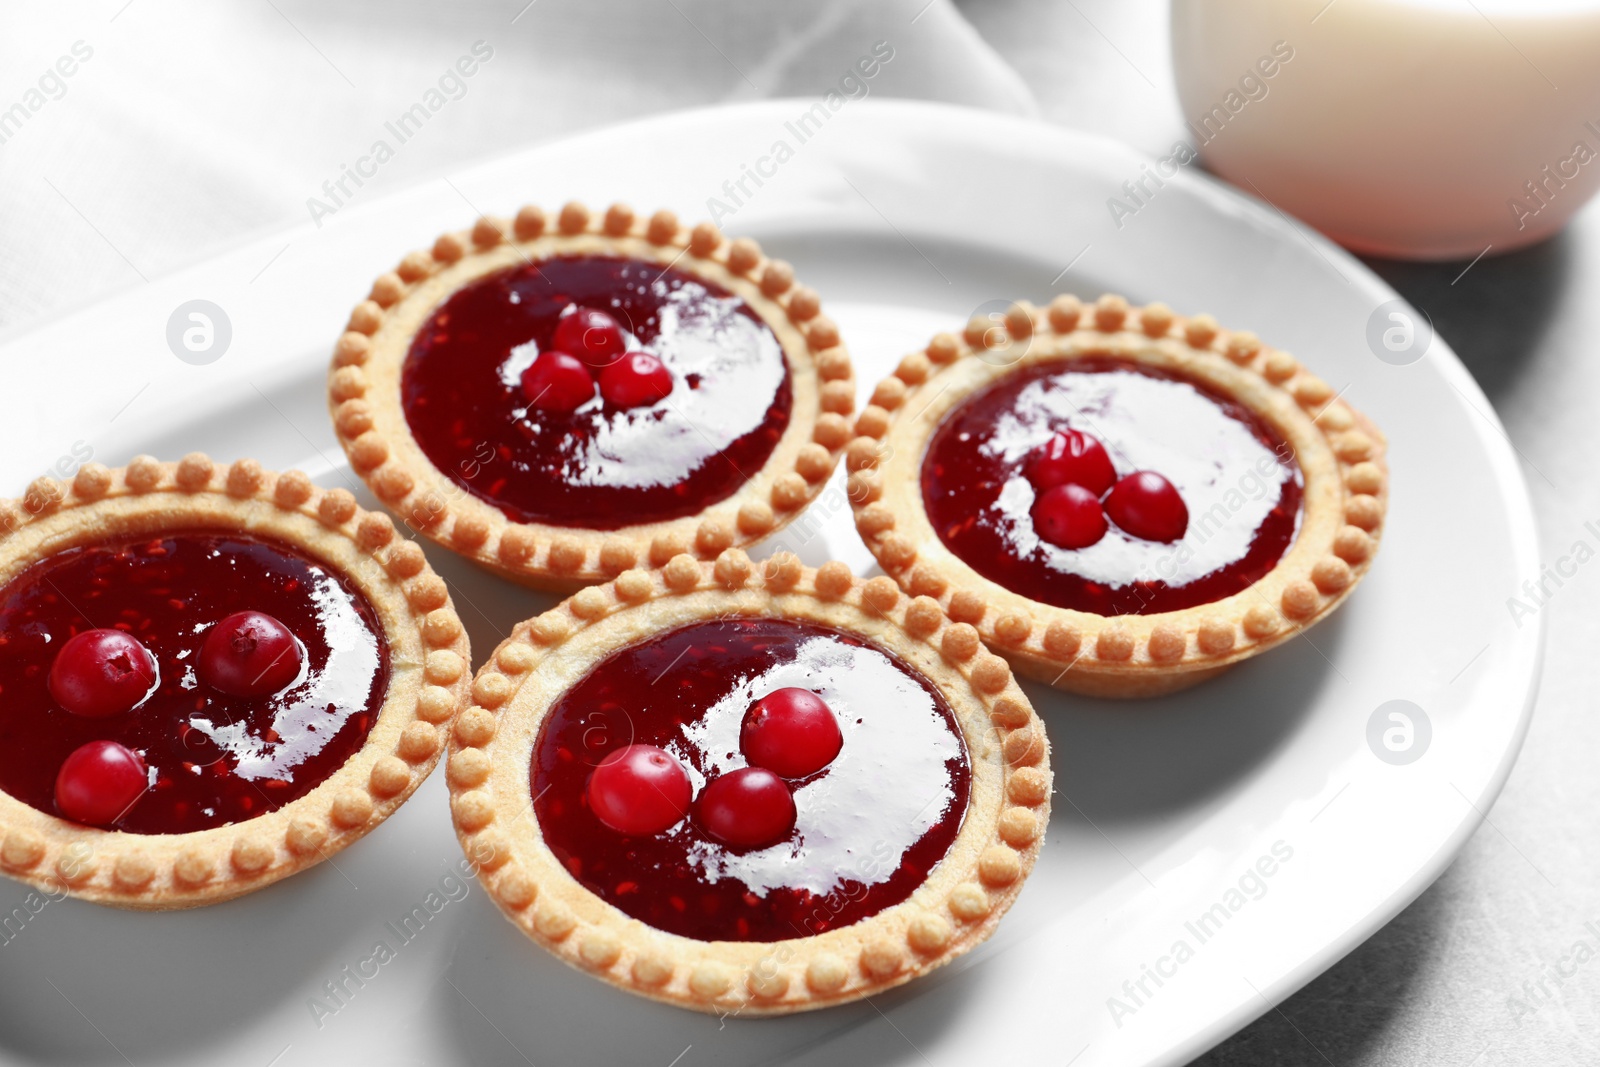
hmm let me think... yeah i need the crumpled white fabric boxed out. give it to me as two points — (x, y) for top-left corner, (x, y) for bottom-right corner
(0, 0), (1035, 335)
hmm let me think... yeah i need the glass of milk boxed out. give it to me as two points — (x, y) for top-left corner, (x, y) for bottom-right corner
(1170, 0), (1600, 260)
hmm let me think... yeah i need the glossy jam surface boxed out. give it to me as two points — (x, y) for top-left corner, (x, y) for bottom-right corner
(923, 358), (1303, 616)
(533, 618), (970, 943)
(0, 532), (389, 833)
(401, 255), (792, 529)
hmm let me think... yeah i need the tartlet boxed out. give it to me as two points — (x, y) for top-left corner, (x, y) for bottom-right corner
(0, 455), (470, 909)
(847, 294), (1387, 697)
(328, 201), (856, 592)
(446, 551), (1050, 1013)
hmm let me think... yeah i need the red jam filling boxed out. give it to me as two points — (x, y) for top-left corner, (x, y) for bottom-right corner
(923, 358), (1303, 616)
(401, 254), (792, 529)
(533, 618), (970, 943)
(0, 532), (389, 834)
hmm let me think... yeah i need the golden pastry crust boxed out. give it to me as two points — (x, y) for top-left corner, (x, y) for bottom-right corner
(847, 295), (1388, 697)
(328, 201), (856, 593)
(446, 551), (1051, 1014)
(0, 455), (471, 910)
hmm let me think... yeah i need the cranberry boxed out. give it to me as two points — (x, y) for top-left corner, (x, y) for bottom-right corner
(586, 744), (691, 835)
(1105, 471), (1189, 542)
(198, 611), (304, 697)
(1026, 429), (1116, 497)
(48, 629), (157, 717)
(1031, 483), (1108, 549)
(696, 767), (796, 850)
(598, 351), (674, 409)
(520, 350), (596, 413)
(552, 307), (627, 367)
(741, 688), (842, 779)
(55, 740), (147, 826)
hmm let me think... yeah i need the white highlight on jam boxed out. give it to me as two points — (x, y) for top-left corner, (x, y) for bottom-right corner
(674, 635), (964, 898)
(983, 368), (1295, 589)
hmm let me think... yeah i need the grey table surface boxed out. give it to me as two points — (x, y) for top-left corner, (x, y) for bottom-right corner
(958, 2), (1600, 1064)
(3, 1), (1595, 1063)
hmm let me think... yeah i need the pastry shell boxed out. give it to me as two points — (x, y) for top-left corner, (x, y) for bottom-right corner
(446, 550), (1051, 1014)
(0, 455), (471, 909)
(847, 294), (1387, 697)
(328, 201), (856, 593)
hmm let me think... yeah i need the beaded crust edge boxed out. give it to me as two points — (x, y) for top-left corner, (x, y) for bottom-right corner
(445, 551), (1051, 1014)
(0, 455), (472, 910)
(846, 295), (1388, 697)
(328, 201), (857, 593)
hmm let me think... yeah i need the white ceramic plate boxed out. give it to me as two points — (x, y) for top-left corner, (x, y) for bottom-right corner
(0, 100), (1540, 1067)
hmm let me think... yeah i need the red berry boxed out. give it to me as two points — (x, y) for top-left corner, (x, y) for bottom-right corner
(520, 350), (596, 413)
(741, 687), (842, 779)
(48, 629), (157, 717)
(1027, 429), (1116, 496)
(1105, 471), (1189, 542)
(552, 307), (626, 367)
(586, 744), (691, 835)
(55, 740), (147, 826)
(598, 351), (674, 409)
(198, 611), (304, 697)
(696, 767), (796, 850)
(1031, 483), (1108, 549)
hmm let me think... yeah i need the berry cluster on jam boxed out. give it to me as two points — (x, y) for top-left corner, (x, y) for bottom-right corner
(584, 686), (842, 852)
(520, 305), (674, 413)
(45, 611), (306, 827)
(1026, 428), (1189, 549)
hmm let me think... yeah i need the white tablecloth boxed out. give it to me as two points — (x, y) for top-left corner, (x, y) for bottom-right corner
(0, 0), (1034, 333)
